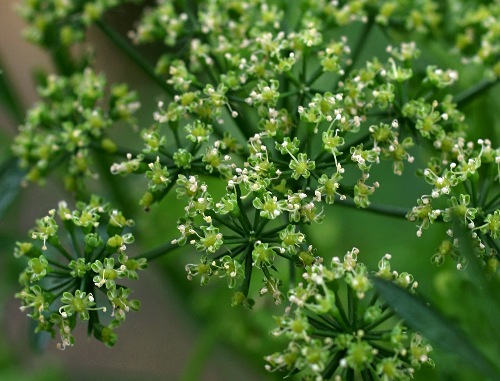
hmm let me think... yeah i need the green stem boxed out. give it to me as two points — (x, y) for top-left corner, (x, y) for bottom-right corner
(322, 350), (344, 379)
(235, 185), (253, 234)
(335, 197), (409, 219)
(333, 287), (350, 327)
(213, 244), (246, 260)
(455, 78), (500, 108)
(313, 312), (345, 332)
(362, 310), (395, 331)
(261, 223), (289, 237)
(483, 189), (500, 212)
(306, 66), (325, 87)
(276, 251), (294, 261)
(469, 178), (478, 208)
(49, 239), (75, 262)
(210, 213), (246, 236)
(45, 278), (76, 292)
(67, 230), (83, 259)
(48, 269), (72, 277)
(133, 241), (179, 261)
(46, 257), (70, 270)
(255, 216), (269, 237)
(361, 368), (375, 381)
(223, 238), (250, 245)
(95, 19), (174, 96)
(477, 175), (491, 208)
(347, 286), (358, 329)
(239, 246), (254, 297)
(310, 329), (339, 338)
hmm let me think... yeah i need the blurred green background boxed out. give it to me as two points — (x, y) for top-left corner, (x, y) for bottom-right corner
(1, 1), (499, 380)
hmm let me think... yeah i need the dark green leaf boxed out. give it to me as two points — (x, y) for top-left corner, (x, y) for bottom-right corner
(371, 276), (500, 381)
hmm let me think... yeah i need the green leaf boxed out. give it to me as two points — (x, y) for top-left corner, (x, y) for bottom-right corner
(371, 276), (500, 381)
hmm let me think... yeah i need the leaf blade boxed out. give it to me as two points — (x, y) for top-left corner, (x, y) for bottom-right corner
(371, 276), (500, 381)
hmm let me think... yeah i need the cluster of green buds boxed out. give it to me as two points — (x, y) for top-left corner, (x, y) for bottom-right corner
(15, 195), (147, 348)
(265, 249), (433, 380)
(18, 0), (140, 47)
(11, 68), (139, 191)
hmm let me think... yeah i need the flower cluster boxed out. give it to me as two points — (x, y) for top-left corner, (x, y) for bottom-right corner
(407, 137), (500, 269)
(265, 250), (433, 380)
(11, 68), (139, 190)
(15, 196), (146, 349)
(112, 0), (497, 305)
(18, 0), (140, 47)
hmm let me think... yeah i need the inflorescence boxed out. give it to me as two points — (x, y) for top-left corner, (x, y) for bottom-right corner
(15, 196), (146, 348)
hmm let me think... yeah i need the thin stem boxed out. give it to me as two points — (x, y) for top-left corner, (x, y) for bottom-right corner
(314, 312), (346, 332)
(239, 246), (254, 297)
(46, 258), (70, 270)
(306, 66), (325, 87)
(464, 178), (478, 208)
(484, 190), (500, 212)
(363, 310), (395, 331)
(276, 251), (294, 261)
(210, 213), (246, 236)
(45, 278), (77, 292)
(322, 350), (344, 379)
(213, 244), (246, 260)
(235, 185), (253, 234)
(48, 269), (72, 277)
(455, 78), (500, 108)
(477, 175), (491, 208)
(347, 286), (358, 329)
(223, 238), (250, 245)
(133, 241), (179, 261)
(335, 197), (410, 220)
(52, 240), (74, 261)
(310, 329), (339, 338)
(261, 223), (290, 237)
(333, 287), (350, 327)
(255, 217), (269, 237)
(68, 230), (83, 261)
(95, 19), (174, 96)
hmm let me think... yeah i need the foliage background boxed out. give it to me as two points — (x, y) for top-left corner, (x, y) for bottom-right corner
(0, 0), (499, 380)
